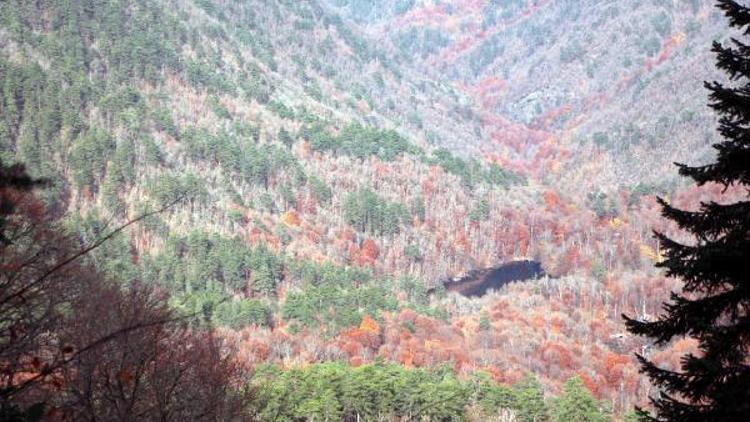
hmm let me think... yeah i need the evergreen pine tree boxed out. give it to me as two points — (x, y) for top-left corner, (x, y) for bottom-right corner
(624, 1), (750, 420)
(514, 375), (548, 422)
(552, 377), (607, 422)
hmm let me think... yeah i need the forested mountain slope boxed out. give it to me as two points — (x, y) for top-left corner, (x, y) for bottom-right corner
(0, 0), (733, 419)
(330, 0), (725, 190)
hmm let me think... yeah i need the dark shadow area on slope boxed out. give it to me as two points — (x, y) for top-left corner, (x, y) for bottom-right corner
(439, 260), (545, 298)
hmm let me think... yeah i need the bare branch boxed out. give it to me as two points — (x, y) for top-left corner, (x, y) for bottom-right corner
(0, 196), (185, 309)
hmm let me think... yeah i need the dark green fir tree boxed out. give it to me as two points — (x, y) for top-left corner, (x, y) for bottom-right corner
(624, 1), (750, 420)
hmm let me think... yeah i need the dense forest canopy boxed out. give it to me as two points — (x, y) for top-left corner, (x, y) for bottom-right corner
(1, 0), (744, 420)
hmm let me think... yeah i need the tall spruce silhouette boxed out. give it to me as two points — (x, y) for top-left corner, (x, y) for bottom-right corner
(623, 1), (750, 420)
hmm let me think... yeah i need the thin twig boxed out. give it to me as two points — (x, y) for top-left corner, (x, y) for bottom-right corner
(0, 196), (185, 308)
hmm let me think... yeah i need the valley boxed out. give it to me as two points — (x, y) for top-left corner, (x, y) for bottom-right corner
(1, 0), (744, 420)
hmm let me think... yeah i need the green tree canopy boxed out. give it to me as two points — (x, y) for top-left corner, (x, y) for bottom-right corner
(552, 377), (608, 422)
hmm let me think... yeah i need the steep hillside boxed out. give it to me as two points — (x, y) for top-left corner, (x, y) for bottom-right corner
(330, 0), (726, 191)
(0, 0), (512, 283)
(1, 0), (735, 418)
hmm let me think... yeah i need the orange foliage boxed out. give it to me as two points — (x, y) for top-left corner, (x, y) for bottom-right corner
(336, 315), (382, 359)
(281, 210), (301, 227)
(578, 372), (600, 398)
(359, 315), (380, 334)
(543, 190), (562, 210)
(603, 352), (630, 385)
(359, 239), (380, 265)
